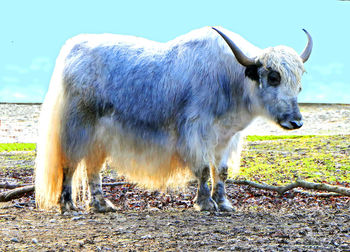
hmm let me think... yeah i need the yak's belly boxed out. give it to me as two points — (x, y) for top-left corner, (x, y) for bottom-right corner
(95, 117), (192, 189)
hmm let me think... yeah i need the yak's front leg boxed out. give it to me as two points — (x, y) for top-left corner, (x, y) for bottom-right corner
(210, 133), (241, 212)
(193, 166), (218, 212)
(60, 167), (78, 213)
(211, 165), (234, 212)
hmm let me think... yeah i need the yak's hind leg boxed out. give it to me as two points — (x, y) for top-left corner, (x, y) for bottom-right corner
(85, 148), (117, 213)
(60, 165), (78, 213)
(193, 165), (218, 212)
(88, 173), (117, 213)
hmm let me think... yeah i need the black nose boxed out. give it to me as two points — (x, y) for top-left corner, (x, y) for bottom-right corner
(290, 120), (303, 129)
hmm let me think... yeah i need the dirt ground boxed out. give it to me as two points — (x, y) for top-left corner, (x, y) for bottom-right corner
(0, 188), (349, 251)
(1, 140), (350, 251)
(1, 166), (350, 251)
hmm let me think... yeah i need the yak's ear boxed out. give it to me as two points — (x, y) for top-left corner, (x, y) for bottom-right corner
(245, 65), (259, 82)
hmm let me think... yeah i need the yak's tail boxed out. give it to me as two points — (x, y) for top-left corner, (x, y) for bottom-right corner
(35, 51), (68, 210)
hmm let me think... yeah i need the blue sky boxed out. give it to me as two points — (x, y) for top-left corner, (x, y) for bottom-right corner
(0, 0), (349, 103)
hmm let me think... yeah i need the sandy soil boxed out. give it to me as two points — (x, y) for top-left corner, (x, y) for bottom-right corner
(1, 185), (349, 251)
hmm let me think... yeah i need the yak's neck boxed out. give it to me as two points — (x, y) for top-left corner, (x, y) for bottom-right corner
(233, 67), (260, 113)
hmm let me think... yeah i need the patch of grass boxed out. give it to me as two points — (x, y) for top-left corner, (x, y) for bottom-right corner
(0, 143), (36, 152)
(246, 135), (316, 142)
(234, 135), (350, 185)
(1, 135), (349, 186)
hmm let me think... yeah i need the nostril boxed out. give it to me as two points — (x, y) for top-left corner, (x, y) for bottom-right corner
(290, 120), (303, 129)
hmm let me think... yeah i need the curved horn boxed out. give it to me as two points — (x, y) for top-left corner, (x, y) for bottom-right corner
(300, 29), (313, 63)
(212, 27), (260, 66)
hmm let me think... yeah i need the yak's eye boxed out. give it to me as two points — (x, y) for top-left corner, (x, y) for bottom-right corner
(267, 71), (281, 86)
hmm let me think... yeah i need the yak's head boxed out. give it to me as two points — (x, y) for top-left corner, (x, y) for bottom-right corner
(213, 27), (313, 130)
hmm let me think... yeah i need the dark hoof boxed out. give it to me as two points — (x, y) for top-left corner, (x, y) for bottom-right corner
(89, 197), (117, 213)
(60, 200), (78, 214)
(212, 182), (234, 212)
(194, 197), (218, 212)
(217, 199), (234, 212)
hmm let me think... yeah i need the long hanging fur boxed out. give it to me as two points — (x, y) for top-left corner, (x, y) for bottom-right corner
(35, 45), (71, 209)
(35, 77), (65, 209)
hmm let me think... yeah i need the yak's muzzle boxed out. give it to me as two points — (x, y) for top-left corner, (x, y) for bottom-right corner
(279, 120), (303, 130)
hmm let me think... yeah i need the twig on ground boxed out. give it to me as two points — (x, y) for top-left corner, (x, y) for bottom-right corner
(103, 182), (131, 187)
(0, 182), (33, 189)
(1, 179), (349, 203)
(292, 189), (341, 197)
(227, 179), (350, 196)
(0, 185), (35, 202)
(0, 182), (131, 202)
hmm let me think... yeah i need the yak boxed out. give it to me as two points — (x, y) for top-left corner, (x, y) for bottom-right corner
(35, 26), (312, 212)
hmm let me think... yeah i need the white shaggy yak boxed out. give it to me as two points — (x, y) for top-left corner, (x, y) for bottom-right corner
(35, 26), (312, 212)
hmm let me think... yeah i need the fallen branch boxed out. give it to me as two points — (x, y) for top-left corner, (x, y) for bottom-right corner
(227, 179), (350, 196)
(0, 182), (131, 202)
(0, 182), (33, 189)
(0, 185), (35, 202)
(103, 182), (132, 187)
(293, 189), (341, 197)
(1, 179), (349, 203)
